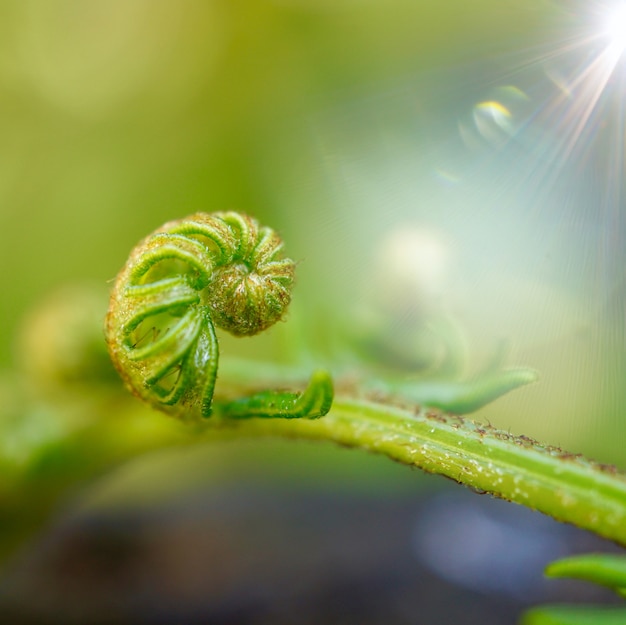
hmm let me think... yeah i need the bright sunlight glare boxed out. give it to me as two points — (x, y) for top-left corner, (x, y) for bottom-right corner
(604, 2), (626, 53)
(493, 0), (626, 183)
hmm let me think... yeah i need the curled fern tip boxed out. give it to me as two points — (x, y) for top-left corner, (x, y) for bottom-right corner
(105, 212), (297, 420)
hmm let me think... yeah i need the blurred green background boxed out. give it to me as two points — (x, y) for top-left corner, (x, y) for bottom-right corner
(1, 0), (626, 467)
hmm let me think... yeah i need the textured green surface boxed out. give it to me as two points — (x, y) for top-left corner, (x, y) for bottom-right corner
(105, 212), (302, 420)
(207, 394), (626, 547)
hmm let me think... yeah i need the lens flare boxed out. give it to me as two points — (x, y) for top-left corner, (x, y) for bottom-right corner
(468, 1), (626, 188)
(550, 1), (626, 157)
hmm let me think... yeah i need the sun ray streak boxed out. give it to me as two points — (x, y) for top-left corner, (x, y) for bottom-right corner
(493, 1), (626, 196)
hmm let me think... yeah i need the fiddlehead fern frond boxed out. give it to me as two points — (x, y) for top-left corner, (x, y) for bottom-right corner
(105, 212), (331, 421)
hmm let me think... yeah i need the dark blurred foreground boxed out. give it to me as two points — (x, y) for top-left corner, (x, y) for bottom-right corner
(0, 482), (621, 625)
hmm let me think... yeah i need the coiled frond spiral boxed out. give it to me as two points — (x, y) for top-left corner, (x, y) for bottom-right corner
(105, 212), (332, 421)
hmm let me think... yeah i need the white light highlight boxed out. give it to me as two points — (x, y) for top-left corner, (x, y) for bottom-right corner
(604, 3), (626, 53)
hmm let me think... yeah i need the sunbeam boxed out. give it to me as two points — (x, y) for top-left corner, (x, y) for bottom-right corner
(521, 1), (626, 174)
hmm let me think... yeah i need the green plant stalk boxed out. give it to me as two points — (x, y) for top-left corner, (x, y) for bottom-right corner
(2, 389), (626, 568)
(3, 372), (626, 567)
(208, 394), (626, 547)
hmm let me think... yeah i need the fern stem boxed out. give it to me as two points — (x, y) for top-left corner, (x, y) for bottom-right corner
(209, 396), (626, 547)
